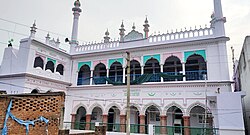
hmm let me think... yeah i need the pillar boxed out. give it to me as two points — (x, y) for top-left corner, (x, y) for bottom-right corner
(139, 115), (146, 134)
(102, 114), (108, 125)
(123, 67), (126, 83)
(160, 115), (167, 134)
(120, 115), (126, 132)
(86, 114), (91, 130)
(182, 62), (186, 81)
(71, 114), (76, 129)
(106, 69), (109, 84)
(160, 64), (164, 82)
(90, 70), (93, 85)
(183, 116), (190, 135)
(141, 66), (144, 75)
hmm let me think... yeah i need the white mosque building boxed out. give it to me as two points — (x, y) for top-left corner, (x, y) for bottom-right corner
(0, 0), (245, 135)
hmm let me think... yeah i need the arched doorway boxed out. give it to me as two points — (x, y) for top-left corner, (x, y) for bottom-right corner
(185, 54), (207, 81)
(144, 58), (160, 82)
(109, 62), (123, 83)
(77, 65), (91, 85)
(146, 105), (160, 134)
(130, 106), (140, 133)
(93, 63), (107, 85)
(91, 107), (103, 123)
(107, 106), (120, 131)
(45, 61), (55, 72)
(190, 106), (213, 135)
(34, 57), (44, 69)
(163, 56), (182, 81)
(167, 106), (184, 135)
(75, 107), (86, 130)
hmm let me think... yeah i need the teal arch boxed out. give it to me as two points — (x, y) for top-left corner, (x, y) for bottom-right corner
(47, 58), (56, 64)
(78, 61), (91, 70)
(108, 58), (123, 68)
(143, 54), (160, 65)
(184, 50), (206, 62)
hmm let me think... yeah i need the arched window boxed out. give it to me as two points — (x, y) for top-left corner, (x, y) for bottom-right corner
(77, 65), (91, 85)
(34, 57), (44, 69)
(31, 89), (39, 93)
(144, 58), (160, 82)
(93, 63), (107, 85)
(109, 62), (123, 83)
(163, 56), (182, 81)
(56, 64), (64, 75)
(45, 61), (55, 72)
(126, 60), (141, 81)
(185, 54), (207, 80)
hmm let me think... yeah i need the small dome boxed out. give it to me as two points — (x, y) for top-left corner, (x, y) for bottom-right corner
(74, 0), (81, 7)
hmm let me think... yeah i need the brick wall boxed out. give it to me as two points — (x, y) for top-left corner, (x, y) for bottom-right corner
(0, 92), (65, 135)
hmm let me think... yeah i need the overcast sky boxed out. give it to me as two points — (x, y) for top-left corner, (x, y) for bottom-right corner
(0, 0), (250, 75)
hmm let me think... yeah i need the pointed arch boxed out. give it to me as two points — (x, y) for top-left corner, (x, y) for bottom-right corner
(109, 61), (123, 82)
(45, 61), (55, 72)
(185, 53), (207, 81)
(164, 102), (185, 115)
(77, 65), (91, 85)
(142, 102), (162, 115)
(104, 103), (122, 114)
(56, 64), (64, 75)
(72, 103), (88, 114)
(163, 55), (183, 81)
(93, 63), (107, 85)
(186, 102), (211, 115)
(34, 56), (44, 69)
(88, 103), (104, 114)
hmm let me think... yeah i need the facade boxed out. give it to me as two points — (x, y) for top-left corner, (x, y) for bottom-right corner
(0, 0), (245, 135)
(234, 36), (250, 135)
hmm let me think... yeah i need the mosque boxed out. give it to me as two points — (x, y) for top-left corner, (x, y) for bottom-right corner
(0, 0), (245, 134)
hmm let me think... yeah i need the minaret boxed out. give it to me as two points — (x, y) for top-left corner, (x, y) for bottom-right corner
(70, 0), (82, 53)
(211, 0), (226, 37)
(104, 29), (110, 43)
(30, 21), (37, 38)
(143, 17), (150, 38)
(119, 21), (125, 42)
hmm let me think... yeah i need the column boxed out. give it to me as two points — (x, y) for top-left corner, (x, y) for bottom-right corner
(183, 116), (190, 135)
(71, 114), (76, 129)
(160, 115), (167, 134)
(86, 114), (92, 130)
(106, 69), (109, 84)
(141, 66), (144, 75)
(102, 114), (108, 125)
(123, 67), (126, 83)
(139, 115), (146, 134)
(160, 64), (164, 82)
(182, 62), (186, 81)
(120, 115), (126, 132)
(90, 70), (93, 85)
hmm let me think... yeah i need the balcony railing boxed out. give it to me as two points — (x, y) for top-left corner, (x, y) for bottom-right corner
(64, 122), (218, 135)
(77, 70), (207, 86)
(186, 70), (207, 81)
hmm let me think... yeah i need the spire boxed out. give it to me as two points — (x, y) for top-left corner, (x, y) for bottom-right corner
(119, 21), (126, 42)
(30, 21), (37, 38)
(104, 29), (110, 43)
(210, 0), (226, 37)
(45, 33), (50, 44)
(70, 0), (82, 53)
(132, 23), (136, 30)
(143, 16), (150, 38)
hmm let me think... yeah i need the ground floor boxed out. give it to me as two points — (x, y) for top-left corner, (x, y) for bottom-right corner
(64, 82), (245, 135)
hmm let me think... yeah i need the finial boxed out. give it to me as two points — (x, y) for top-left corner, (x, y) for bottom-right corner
(121, 20), (124, 28)
(145, 16), (148, 24)
(105, 29), (109, 36)
(132, 23), (136, 30)
(74, 0), (81, 7)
